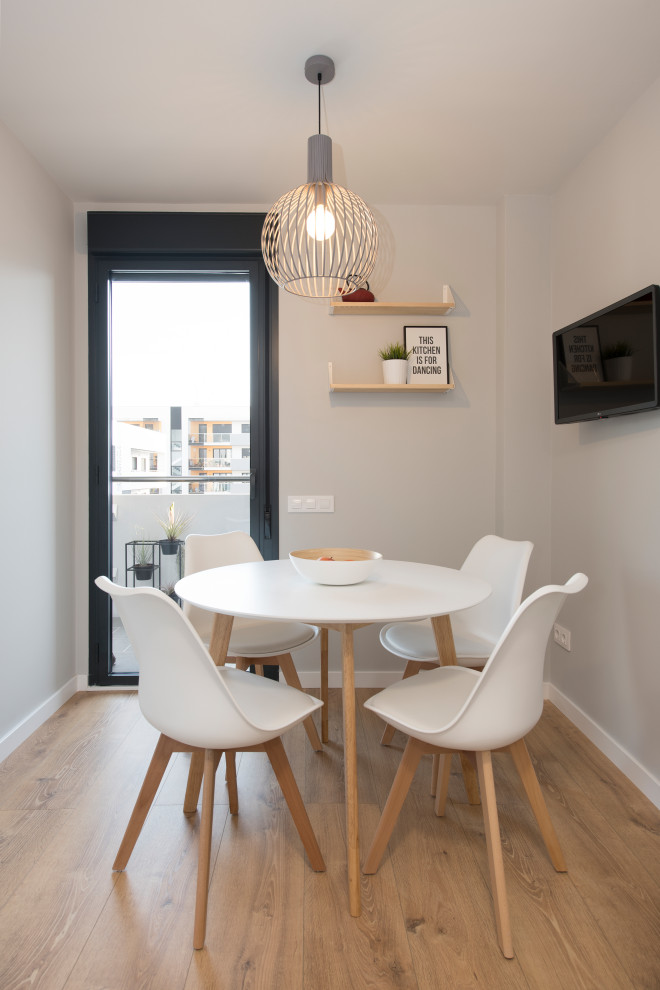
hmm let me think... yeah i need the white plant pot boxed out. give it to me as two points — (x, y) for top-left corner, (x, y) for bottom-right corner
(604, 356), (633, 382)
(382, 359), (408, 384)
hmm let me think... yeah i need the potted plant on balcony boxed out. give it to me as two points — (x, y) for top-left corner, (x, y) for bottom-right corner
(133, 538), (155, 581)
(378, 342), (412, 384)
(161, 582), (181, 605)
(156, 502), (193, 555)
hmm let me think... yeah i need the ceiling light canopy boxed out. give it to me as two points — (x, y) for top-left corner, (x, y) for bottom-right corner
(262, 55), (378, 299)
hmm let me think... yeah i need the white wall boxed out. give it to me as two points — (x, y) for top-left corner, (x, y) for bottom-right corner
(278, 205), (499, 675)
(0, 121), (75, 751)
(550, 77), (660, 790)
(496, 195), (553, 593)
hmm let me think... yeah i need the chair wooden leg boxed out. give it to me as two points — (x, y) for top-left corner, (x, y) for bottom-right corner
(234, 657), (250, 672)
(380, 722), (397, 745)
(380, 660), (427, 746)
(460, 751), (481, 805)
(434, 754), (452, 816)
(277, 653), (323, 752)
(430, 614), (457, 664)
(475, 750), (514, 959)
(320, 627), (329, 743)
(363, 737), (426, 874)
(264, 737), (325, 872)
(184, 748), (238, 816)
(508, 738), (567, 872)
(225, 750), (239, 815)
(431, 754), (440, 796)
(209, 613), (233, 666)
(193, 749), (221, 950)
(114, 734), (176, 870)
(183, 751), (205, 816)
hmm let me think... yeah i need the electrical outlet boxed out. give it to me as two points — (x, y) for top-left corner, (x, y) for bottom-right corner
(553, 623), (571, 651)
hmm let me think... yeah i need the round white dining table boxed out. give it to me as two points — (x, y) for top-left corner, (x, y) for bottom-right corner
(175, 557), (491, 918)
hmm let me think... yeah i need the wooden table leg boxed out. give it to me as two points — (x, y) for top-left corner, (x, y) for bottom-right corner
(430, 615), (481, 805)
(341, 624), (361, 917)
(320, 627), (329, 743)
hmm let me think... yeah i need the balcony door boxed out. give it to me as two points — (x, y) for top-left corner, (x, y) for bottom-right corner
(88, 213), (278, 685)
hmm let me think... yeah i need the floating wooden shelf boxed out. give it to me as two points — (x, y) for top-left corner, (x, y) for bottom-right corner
(329, 285), (455, 316)
(328, 363), (454, 393)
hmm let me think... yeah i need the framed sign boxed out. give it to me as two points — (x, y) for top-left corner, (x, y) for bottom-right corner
(404, 326), (449, 385)
(561, 325), (603, 382)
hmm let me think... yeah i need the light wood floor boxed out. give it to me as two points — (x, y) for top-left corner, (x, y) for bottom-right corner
(1, 689), (659, 990)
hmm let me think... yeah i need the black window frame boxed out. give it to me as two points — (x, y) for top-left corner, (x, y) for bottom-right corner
(87, 212), (278, 686)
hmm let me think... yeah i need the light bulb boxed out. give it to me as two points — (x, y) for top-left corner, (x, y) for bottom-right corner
(306, 203), (335, 241)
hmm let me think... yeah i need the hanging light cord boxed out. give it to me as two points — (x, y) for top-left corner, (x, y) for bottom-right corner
(317, 73), (322, 134)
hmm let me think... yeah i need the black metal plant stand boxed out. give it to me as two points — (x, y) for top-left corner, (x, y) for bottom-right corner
(125, 538), (184, 592)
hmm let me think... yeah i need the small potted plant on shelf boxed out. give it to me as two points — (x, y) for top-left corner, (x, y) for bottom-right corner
(156, 501), (193, 554)
(378, 342), (412, 385)
(602, 341), (634, 382)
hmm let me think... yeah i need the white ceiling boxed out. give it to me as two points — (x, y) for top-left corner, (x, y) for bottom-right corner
(1, 0), (659, 206)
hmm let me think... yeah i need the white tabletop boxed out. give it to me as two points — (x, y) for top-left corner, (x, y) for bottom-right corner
(175, 558), (491, 625)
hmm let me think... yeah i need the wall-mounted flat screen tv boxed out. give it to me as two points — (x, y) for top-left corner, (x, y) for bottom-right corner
(553, 285), (660, 424)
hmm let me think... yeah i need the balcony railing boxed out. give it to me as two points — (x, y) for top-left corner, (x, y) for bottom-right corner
(188, 433), (249, 445)
(189, 458), (232, 470)
(113, 473), (249, 484)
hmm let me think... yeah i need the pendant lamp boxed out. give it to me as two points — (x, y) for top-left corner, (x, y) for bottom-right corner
(262, 55), (378, 298)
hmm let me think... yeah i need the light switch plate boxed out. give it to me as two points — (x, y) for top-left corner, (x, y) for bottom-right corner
(288, 495), (335, 513)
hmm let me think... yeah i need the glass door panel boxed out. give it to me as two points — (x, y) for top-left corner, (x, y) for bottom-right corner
(110, 277), (250, 674)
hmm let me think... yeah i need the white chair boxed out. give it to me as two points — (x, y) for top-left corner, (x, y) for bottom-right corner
(183, 532), (325, 752)
(95, 576), (325, 950)
(363, 572), (588, 959)
(379, 535), (534, 750)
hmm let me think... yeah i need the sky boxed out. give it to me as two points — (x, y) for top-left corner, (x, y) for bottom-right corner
(111, 280), (251, 407)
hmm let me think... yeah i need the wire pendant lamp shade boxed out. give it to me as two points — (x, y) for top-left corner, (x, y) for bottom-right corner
(262, 57), (378, 299)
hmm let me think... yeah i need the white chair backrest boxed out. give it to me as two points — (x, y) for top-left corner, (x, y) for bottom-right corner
(95, 576), (265, 749)
(183, 531), (263, 641)
(456, 535), (534, 644)
(438, 573), (588, 752)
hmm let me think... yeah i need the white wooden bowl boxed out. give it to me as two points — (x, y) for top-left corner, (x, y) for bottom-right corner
(289, 548), (383, 585)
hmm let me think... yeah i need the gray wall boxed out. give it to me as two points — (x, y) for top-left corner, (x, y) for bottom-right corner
(550, 77), (660, 788)
(0, 119), (75, 748)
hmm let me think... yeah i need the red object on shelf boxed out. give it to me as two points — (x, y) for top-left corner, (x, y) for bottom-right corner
(339, 281), (375, 302)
